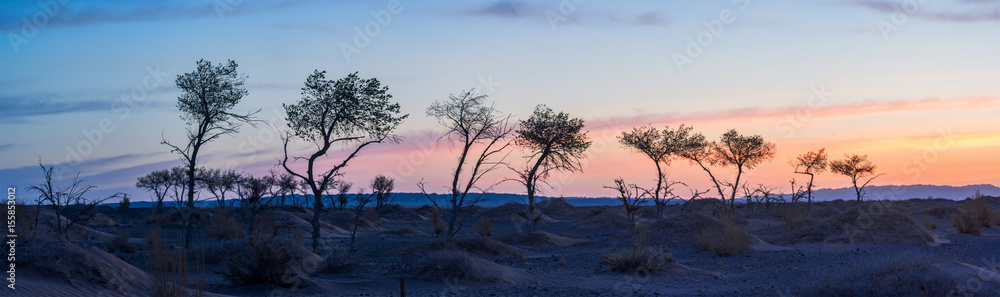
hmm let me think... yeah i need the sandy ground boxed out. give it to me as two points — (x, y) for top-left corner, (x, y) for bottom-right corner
(8, 197), (1000, 296)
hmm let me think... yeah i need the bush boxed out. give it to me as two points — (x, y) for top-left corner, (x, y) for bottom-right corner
(694, 219), (752, 256)
(223, 230), (317, 287)
(779, 205), (807, 232)
(118, 197), (130, 210)
(474, 216), (493, 237)
(206, 208), (242, 240)
(952, 197), (996, 235)
(429, 208), (445, 236)
(967, 198), (996, 228)
(920, 216), (936, 230)
(952, 210), (984, 235)
(105, 232), (134, 254)
(600, 223), (673, 273)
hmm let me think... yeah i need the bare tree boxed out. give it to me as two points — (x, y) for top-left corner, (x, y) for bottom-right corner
(420, 90), (513, 237)
(678, 129), (776, 208)
(198, 168), (240, 207)
(136, 168), (174, 211)
(349, 189), (372, 252)
(29, 161), (120, 241)
(371, 175), (395, 209)
(604, 178), (647, 229)
(618, 125), (693, 219)
(830, 154), (883, 202)
(335, 182), (352, 211)
(270, 172), (297, 206)
(234, 173), (273, 233)
(162, 59), (258, 247)
(791, 148), (828, 208)
(280, 70), (407, 252)
(511, 105), (591, 232)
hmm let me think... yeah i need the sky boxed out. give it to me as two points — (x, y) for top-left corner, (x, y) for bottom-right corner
(1, 0), (998, 202)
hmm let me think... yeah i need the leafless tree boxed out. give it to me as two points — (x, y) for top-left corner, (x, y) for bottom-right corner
(371, 175), (395, 209)
(420, 90), (513, 237)
(830, 154), (883, 201)
(280, 70), (407, 252)
(29, 161), (120, 241)
(162, 59), (259, 248)
(678, 129), (776, 208)
(791, 148), (828, 208)
(510, 105), (592, 232)
(604, 178), (648, 229)
(618, 125), (693, 219)
(266, 170), (297, 206)
(349, 189), (372, 252)
(335, 181), (352, 211)
(234, 173), (273, 233)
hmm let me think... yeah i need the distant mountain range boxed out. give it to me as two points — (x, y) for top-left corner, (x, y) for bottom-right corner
(111, 184), (999, 208)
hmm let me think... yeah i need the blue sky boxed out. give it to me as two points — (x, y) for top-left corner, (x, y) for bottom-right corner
(1, 0), (998, 201)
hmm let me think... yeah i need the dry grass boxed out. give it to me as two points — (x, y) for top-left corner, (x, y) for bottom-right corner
(223, 227), (318, 288)
(694, 219), (752, 256)
(475, 216), (493, 237)
(105, 231), (134, 254)
(206, 208), (242, 240)
(779, 205), (807, 232)
(146, 229), (206, 297)
(599, 223), (674, 273)
(952, 198), (996, 235)
(429, 208), (446, 236)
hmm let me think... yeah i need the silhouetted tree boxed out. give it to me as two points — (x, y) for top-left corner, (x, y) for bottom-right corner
(29, 160), (120, 241)
(679, 129), (776, 208)
(234, 173), (273, 233)
(420, 90), (513, 237)
(136, 168), (174, 211)
(371, 175), (395, 209)
(280, 70), (407, 252)
(618, 125), (694, 219)
(511, 105), (591, 231)
(266, 170), (297, 206)
(162, 59), (258, 248)
(791, 148), (828, 208)
(199, 168), (240, 207)
(830, 154), (882, 201)
(335, 181), (352, 211)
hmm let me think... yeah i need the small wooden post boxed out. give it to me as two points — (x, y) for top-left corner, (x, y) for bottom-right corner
(400, 278), (406, 297)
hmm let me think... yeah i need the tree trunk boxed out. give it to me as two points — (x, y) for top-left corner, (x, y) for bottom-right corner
(312, 188), (323, 252)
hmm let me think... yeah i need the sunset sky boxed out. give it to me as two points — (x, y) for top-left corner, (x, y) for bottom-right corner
(1, 0), (998, 201)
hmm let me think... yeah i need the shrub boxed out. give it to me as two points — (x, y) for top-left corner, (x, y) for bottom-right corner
(118, 196), (131, 210)
(966, 198), (996, 228)
(952, 210), (984, 235)
(779, 205), (807, 232)
(105, 232), (134, 254)
(206, 208), (242, 240)
(694, 219), (752, 256)
(474, 216), (493, 237)
(430, 208), (445, 236)
(223, 231), (314, 287)
(920, 216), (936, 230)
(147, 229), (206, 297)
(363, 207), (382, 227)
(599, 223), (673, 273)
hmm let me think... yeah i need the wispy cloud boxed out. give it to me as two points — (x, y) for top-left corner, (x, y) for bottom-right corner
(456, 0), (670, 27)
(0, 0), (309, 32)
(0, 92), (166, 122)
(849, 0), (1000, 22)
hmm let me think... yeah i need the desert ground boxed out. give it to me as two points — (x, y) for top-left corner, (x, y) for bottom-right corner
(9, 196), (1000, 297)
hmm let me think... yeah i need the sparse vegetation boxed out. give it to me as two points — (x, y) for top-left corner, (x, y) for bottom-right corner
(694, 219), (752, 256)
(779, 204), (807, 232)
(952, 197), (996, 235)
(474, 216), (493, 237)
(600, 223), (673, 273)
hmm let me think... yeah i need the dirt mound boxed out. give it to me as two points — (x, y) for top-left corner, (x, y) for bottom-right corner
(271, 210), (347, 238)
(414, 250), (529, 283)
(809, 206), (843, 219)
(32, 208), (116, 241)
(321, 210), (382, 230)
(681, 198), (726, 215)
(87, 212), (119, 226)
(403, 237), (525, 257)
(648, 213), (727, 245)
(793, 207), (937, 245)
(501, 231), (584, 246)
(912, 204), (960, 219)
(481, 202), (528, 222)
(380, 227), (428, 237)
(536, 198), (578, 218)
(377, 204), (426, 221)
(20, 240), (152, 296)
(570, 206), (632, 229)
